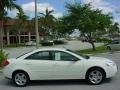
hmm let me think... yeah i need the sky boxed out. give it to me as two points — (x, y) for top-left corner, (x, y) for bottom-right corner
(7, 0), (120, 24)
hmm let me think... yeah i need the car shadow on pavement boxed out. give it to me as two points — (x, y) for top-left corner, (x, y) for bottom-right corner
(29, 80), (87, 86)
(0, 78), (113, 87)
(28, 78), (113, 86)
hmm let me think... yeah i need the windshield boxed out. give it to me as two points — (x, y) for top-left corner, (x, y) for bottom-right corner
(67, 49), (90, 59)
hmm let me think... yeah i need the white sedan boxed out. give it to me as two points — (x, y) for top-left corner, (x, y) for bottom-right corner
(3, 48), (117, 87)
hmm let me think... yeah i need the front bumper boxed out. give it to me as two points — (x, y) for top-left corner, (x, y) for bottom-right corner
(106, 64), (118, 78)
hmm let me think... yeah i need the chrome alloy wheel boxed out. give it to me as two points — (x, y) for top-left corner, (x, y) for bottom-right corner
(14, 73), (27, 86)
(89, 70), (103, 84)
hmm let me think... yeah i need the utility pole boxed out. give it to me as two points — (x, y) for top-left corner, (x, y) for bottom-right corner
(0, 19), (3, 53)
(35, 0), (39, 49)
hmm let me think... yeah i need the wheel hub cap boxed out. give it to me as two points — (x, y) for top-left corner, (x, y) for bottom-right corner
(89, 70), (103, 84)
(15, 73), (27, 86)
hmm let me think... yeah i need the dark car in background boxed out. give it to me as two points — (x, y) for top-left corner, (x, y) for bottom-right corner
(41, 40), (54, 46)
(53, 38), (68, 44)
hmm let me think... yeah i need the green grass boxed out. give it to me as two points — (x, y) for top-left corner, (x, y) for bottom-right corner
(77, 45), (109, 54)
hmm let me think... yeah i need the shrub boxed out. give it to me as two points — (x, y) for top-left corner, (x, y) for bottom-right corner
(0, 52), (8, 67)
(53, 40), (65, 44)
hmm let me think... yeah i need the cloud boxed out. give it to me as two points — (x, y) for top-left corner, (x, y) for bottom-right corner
(7, 9), (18, 18)
(52, 12), (63, 18)
(83, 0), (116, 14)
(22, 2), (55, 13)
(7, 2), (63, 18)
(22, 2), (63, 18)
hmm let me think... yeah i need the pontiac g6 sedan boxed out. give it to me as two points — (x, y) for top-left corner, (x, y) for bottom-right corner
(3, 48), (117, 87)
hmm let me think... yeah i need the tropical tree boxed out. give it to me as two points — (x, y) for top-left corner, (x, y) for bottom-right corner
(11, 11), (29, 44)
(109, 22), (119, 35)
(38, 8), (56, 40)
(0, 0), (22, 53)
(61, 3), (113, 51)
(55, 17), (74, 38)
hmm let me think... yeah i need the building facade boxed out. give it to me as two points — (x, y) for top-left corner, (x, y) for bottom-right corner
(0, 19), (36, 45)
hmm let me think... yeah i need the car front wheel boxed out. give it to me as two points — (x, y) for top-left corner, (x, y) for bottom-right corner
(86, 68), (105, 85)
(12, 71), (29, 87)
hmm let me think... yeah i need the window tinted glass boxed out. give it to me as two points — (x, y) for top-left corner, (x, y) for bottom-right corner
(111, 40), (119, 44)
(25, 51), (51, 60)
(52, 51), (79, 61)
(113, 41), (119, 44)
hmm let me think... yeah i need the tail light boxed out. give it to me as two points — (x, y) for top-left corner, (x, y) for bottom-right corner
(3, 60), (10, 67)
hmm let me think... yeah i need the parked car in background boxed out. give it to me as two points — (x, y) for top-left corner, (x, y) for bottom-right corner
(106, 40), (120, 50)
(3, 48), (117, 87)
(41, 40), (54, 46)
(25, 41), (36, 46)
(53, 38), (68, 44)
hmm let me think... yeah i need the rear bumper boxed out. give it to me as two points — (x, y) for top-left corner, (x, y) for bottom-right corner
(3, 67), (13, 79)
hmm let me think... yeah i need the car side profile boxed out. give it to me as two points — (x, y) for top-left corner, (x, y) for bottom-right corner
(106, 40), (120, 50)
(3, 48), (117, 87)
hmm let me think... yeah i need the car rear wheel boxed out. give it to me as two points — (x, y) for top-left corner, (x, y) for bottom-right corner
(86, 68), (105, 85)
(107, 46), (111, 50)
(13, 71), (29, 87)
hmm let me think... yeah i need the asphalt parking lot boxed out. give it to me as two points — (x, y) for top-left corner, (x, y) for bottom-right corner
(0, 51), (120, 90)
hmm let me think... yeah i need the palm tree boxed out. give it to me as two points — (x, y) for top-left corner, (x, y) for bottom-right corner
(16, 11), (29, 30)
(39, 8), (54, 19)
(0, 0), (22, 53)
(12, 11), (29, 44)
(38, 8), (55, 40)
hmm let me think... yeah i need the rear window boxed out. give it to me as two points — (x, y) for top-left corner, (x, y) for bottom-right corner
(16, 50), (33, 59)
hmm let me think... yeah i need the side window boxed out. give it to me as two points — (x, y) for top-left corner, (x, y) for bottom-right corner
(53, 51), (79, 61)
(111, 41), (119, 44)
(25, 51), (51, 60)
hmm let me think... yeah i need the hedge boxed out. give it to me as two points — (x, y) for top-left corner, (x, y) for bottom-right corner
(0, 52), (8, 67)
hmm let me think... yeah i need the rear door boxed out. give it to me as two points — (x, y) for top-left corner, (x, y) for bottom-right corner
(23, 51), (53, 80)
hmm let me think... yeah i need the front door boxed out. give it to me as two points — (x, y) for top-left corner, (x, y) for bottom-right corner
(51, 51), (84, 79)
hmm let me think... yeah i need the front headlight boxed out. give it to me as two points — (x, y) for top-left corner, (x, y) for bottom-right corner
(105, 60), (115, 66)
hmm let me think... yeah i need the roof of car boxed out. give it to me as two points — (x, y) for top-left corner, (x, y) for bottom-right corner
(33, 48), (67, 52)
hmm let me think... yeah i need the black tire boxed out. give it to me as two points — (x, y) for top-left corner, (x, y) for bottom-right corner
(86, 68), (105, 85)
(12, 71), (29, 87)
(107, 46), (111, 50)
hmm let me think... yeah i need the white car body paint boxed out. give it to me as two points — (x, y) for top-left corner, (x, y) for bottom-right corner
(3, 48), (117, 81)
